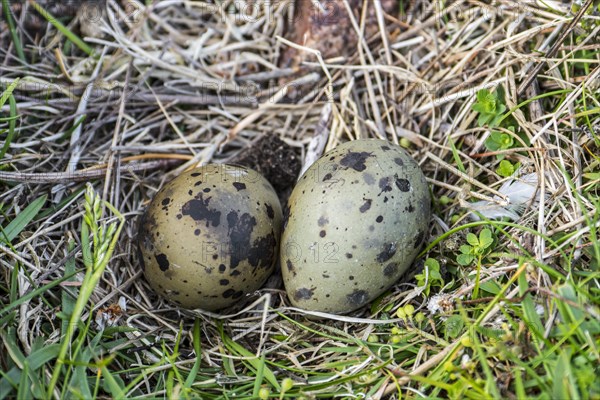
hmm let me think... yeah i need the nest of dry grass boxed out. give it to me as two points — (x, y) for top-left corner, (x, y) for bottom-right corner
(1, 0), (599, 398)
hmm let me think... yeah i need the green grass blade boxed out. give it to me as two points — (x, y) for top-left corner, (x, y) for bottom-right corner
(0, 78), (19, 107)
(61, 240), (77, 336)
(0, 92), (18, 161)
(252, 354), (266, 398)
(28, 0), (95, 57)
(552, 350), (575, 400)
(518, 273), (544, 343)
(100, 365), (126, 399)
(0, 311), (16, 329)
(0, 194), (47, 244)
(221, 330), (281, 391)
(37, 186), (85, 220)
(0, 330), (60, 400)
(16, 360), (30, 400)
(1, 0), (26, 63)
(448, 138), (466, 173)
(183, 319), (202, 391)
(0, 269), (79, 317)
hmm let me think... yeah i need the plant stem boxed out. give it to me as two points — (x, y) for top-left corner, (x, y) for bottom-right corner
(473, 255), (482, 299)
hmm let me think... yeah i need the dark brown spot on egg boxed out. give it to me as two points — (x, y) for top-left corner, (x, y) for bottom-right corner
(346, 253), (353, 259)
(227, 211), (257, 268)
(223, 289), (236, 298)
(182, 194), (221, 227)
(346, 290), (369, 307)
(194, 181), (203, 186)
(349, 275), (355, 280)
(265, 203), (274, 219)
(220, 279), (230, 286)
(394, 157), (404, 166)
(194, 229), (201, 236)
(219, 264), (226, 272)
(176, 214), (182, 220)
(188, 190), (193, 196)
(359, 199), (372, 213)
(322, 173), (332, 181)
(376, 215), (383, 223)
(414, 230), (425, 249)
(231, 270), (241, 277)
(319, 230), (326, 238)
(381, 145), (391, 151)
(383, 262), (398, 277)
(318, 216), (328, 226)
(396, 178), (411, 192)
(294, 287), (314, 301)
(191, 172), (202, 177)
(282, 204), (291, 229)
(376, 242), (397, 263)
(203, 188), (211, 193)
(286, 259), (295, 273)
(162, 198), (170, 206)
(363, 173), (375, 185)
(379, 177), (393, 193)
(232, 182), (246, 191)
(248, 232), (277, 268)
(340, 151), (371, 172)
(155, 253), (170, 271)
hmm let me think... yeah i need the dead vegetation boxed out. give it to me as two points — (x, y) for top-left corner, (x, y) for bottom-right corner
(1, 0), (599, 398)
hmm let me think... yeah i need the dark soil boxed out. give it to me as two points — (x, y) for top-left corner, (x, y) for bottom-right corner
(231, 135), (302, 206)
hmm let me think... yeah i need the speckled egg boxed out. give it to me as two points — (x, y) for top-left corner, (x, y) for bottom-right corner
(138, 164), (282, 311)
(281, 140), (430, 314)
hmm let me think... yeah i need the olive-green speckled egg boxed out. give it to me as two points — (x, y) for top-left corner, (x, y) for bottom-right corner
(138, 164), (282, 311)
(281, 140), (430, 314)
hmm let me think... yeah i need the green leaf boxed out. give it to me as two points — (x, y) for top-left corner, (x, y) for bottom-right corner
(444, 315), (464, 339)
(479, 280), (501, 295)
(459, 244), (472, 255)
(478, 229), (493, 249)
(0, 195), (47, 244)
(477, 113), (491, 127)
(466, 233), (479, 247)
(496, 160), (515, 177)
(424, 258), (440, 271)
(485, 132), (514, 153)
(457, 253), (474, 266)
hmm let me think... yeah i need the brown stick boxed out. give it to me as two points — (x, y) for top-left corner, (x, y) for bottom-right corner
(517, 0), (595, 96)
(0, 160), (177, 184)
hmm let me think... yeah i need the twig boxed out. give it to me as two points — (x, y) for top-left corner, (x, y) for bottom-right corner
(0, 160), (176, 184)
(517, 0), (595, 96)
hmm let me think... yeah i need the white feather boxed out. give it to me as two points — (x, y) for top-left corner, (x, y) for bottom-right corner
(467, 173), (541, 220)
